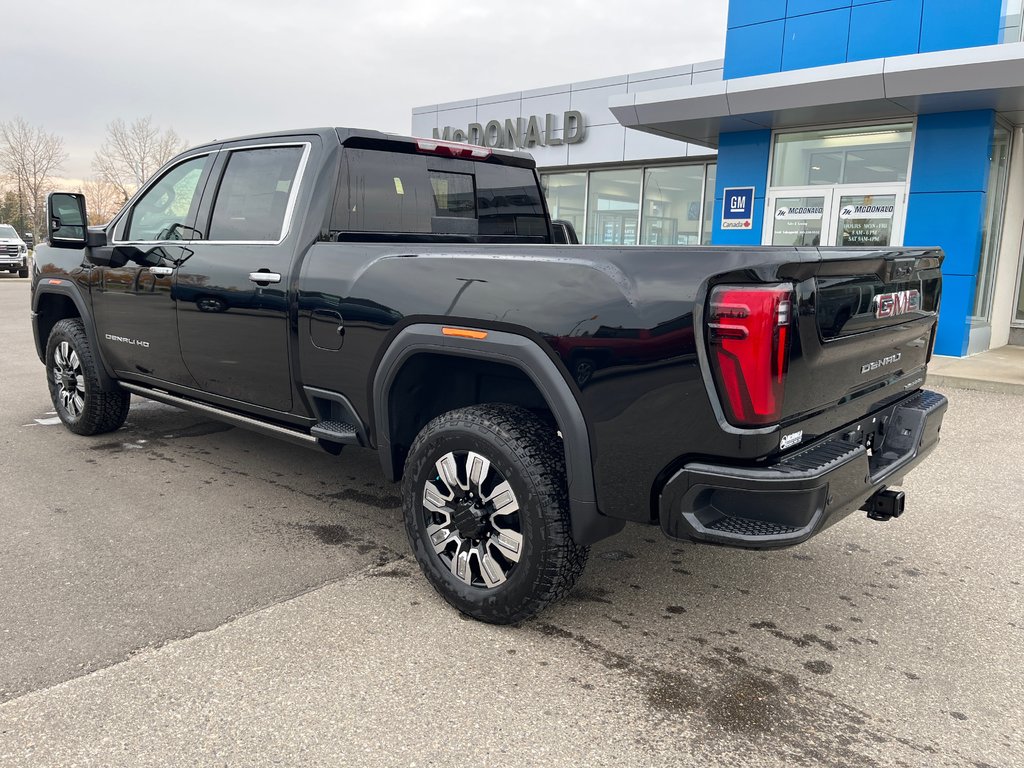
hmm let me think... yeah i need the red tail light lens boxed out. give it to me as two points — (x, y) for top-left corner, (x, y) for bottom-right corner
(707, 284), (794, 426)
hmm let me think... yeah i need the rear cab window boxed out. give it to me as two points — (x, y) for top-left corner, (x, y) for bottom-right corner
(331, 146), (550, 242)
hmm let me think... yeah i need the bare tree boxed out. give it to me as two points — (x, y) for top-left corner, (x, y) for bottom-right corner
(92, 117), (187, 201)
(80, 178), (124, 225)
(0, 117), (69, 239)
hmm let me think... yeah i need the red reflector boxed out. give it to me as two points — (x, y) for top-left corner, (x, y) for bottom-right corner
(415, 137), (492, 160)
(707, 285), (793, 427)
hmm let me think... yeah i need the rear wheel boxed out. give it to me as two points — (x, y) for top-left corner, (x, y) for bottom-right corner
(402, 404), (588, 624)
(45, 318), (131, 435)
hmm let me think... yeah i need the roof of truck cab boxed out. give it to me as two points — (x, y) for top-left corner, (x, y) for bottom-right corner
(186, 127), (535, 165)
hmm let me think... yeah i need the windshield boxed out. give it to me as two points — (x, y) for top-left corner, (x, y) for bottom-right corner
(0, 225), (19, 239)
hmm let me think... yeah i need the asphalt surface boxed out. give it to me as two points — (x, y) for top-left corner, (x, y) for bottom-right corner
(0, 274), (1021, 767)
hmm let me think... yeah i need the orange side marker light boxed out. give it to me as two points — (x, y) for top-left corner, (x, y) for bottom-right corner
(442, 327), (488, 340)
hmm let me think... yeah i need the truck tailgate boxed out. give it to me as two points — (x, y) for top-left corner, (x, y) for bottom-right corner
(780, 247), (942, 432)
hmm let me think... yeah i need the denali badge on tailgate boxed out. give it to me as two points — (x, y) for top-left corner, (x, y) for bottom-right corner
(873, 289), (920, 319)
(862, 353), (902, 374)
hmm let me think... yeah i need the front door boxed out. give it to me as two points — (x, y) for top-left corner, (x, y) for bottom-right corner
(90, 153), (214, 385)
(175, 140), (311, 413)
(765, 185), (905, 247)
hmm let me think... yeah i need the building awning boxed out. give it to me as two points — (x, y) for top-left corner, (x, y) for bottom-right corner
(609, 42), (1024, 148)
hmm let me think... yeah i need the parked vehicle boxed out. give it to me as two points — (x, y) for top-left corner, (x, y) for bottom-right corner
(0, 224), (29, 277)
(31, 128), (947, 623)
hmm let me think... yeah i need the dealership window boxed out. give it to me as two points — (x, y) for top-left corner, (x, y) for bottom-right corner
(974, 124), (1012, 322)
(540, 172), (585, 235)
(1002, 0), (1023, 42)
(541, 162), (716, 246)
(771, 124), (913, 187)
(641, 165), (704, 245)
(766, 124), (913, 248)
(587, 168), (641, 245)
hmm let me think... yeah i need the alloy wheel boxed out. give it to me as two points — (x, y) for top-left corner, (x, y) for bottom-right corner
(52, 341), (85, 418)
(422, 451), (524, 588)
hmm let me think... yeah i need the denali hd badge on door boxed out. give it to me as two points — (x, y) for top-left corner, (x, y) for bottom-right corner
(873, 289), (920, 319)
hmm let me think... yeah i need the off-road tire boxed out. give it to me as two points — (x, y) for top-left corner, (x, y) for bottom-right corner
(45, 318), (131, 436)
(402, 404), (589, 624)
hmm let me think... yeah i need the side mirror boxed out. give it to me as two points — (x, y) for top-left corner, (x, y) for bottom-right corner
(47, 192), (107, 249)
(552, 219), (579, 245)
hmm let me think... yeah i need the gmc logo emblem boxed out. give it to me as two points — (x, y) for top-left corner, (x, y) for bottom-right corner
(873, 289), (921, 319)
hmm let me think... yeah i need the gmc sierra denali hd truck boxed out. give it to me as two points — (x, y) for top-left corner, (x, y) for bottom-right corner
(32, 127), (948, 623)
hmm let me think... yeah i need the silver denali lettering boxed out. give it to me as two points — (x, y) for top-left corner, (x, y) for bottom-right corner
(105, 333), (150, 348)
(861, 353), (902, 375)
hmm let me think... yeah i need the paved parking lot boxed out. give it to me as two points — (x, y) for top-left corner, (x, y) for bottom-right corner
(0, 275), (1021, 767)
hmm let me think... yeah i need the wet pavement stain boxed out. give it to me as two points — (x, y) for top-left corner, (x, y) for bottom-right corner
(295, 523), (353, 546)
(750, 620), (840, 652)
(803, 660), (834, 675)
(519, 620), (953, 767)
(324, 487), (402, 510)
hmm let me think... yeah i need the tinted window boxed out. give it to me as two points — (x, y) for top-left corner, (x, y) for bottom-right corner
(208, 146), (303, 241)
(333, 149), (548, 239)
(475, 163), (547, 237)
(429, 171), (475, 218)
(126, 156), (207, 241)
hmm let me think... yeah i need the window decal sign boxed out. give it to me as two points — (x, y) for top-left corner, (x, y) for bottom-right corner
(721, 187), (755, 230)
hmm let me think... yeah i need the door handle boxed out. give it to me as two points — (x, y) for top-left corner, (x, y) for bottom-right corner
(149, 266), (174, 276)
(249, 271), (282, 284)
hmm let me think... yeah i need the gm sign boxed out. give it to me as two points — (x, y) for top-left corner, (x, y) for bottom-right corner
(721, 187), (755, 231)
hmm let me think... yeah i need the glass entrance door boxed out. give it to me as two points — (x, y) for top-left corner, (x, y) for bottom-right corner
(766, 186), (904, 247)
(768, 193), (829, 246)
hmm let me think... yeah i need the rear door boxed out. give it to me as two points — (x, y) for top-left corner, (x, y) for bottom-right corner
(175, 138), (313, 412)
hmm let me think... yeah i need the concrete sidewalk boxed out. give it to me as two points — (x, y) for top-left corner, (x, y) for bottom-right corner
(927, 345), (1024, 395)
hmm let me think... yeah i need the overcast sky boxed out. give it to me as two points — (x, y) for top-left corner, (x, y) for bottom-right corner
(13, 0), (726, 180)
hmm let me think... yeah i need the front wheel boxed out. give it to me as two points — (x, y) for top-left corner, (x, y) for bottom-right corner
(45, 318), (131, 435)
(402, 404), (589, 624)
(17, 266), (29, 278)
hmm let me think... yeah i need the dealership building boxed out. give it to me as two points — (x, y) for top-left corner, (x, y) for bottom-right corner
(413, 0), (1024, 357)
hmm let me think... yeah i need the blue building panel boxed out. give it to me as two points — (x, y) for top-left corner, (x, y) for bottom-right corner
(919, 0), (1001, 52)
(724, 21), (786, 78)
(712, 131), (772, 245)
(848, 0), (923, 61)
(910, 111), (995, 194)
(904, 191), (986, 276)
(781, 9), (852, 71)
(932, 274), (977, 356)
(787, 0), (853, 17)
(727, 0), (788, 28)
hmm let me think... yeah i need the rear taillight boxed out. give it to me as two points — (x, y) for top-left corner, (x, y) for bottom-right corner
(415, 138), (492, 160)
(707, 284), (794, 427)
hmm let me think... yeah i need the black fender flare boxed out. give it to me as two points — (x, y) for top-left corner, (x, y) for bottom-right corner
(373, 324), (624, 546)
(31, 280), (116, 390)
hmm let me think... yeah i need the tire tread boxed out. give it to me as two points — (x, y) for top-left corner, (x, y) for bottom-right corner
(403, 404), (589, 623)
(46, 318), (130, 436)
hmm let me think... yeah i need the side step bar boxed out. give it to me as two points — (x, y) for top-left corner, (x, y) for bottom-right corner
(119, 383), (320, 449)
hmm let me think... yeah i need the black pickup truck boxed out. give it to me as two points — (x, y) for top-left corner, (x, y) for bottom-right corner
(32, 127), (947, 623)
